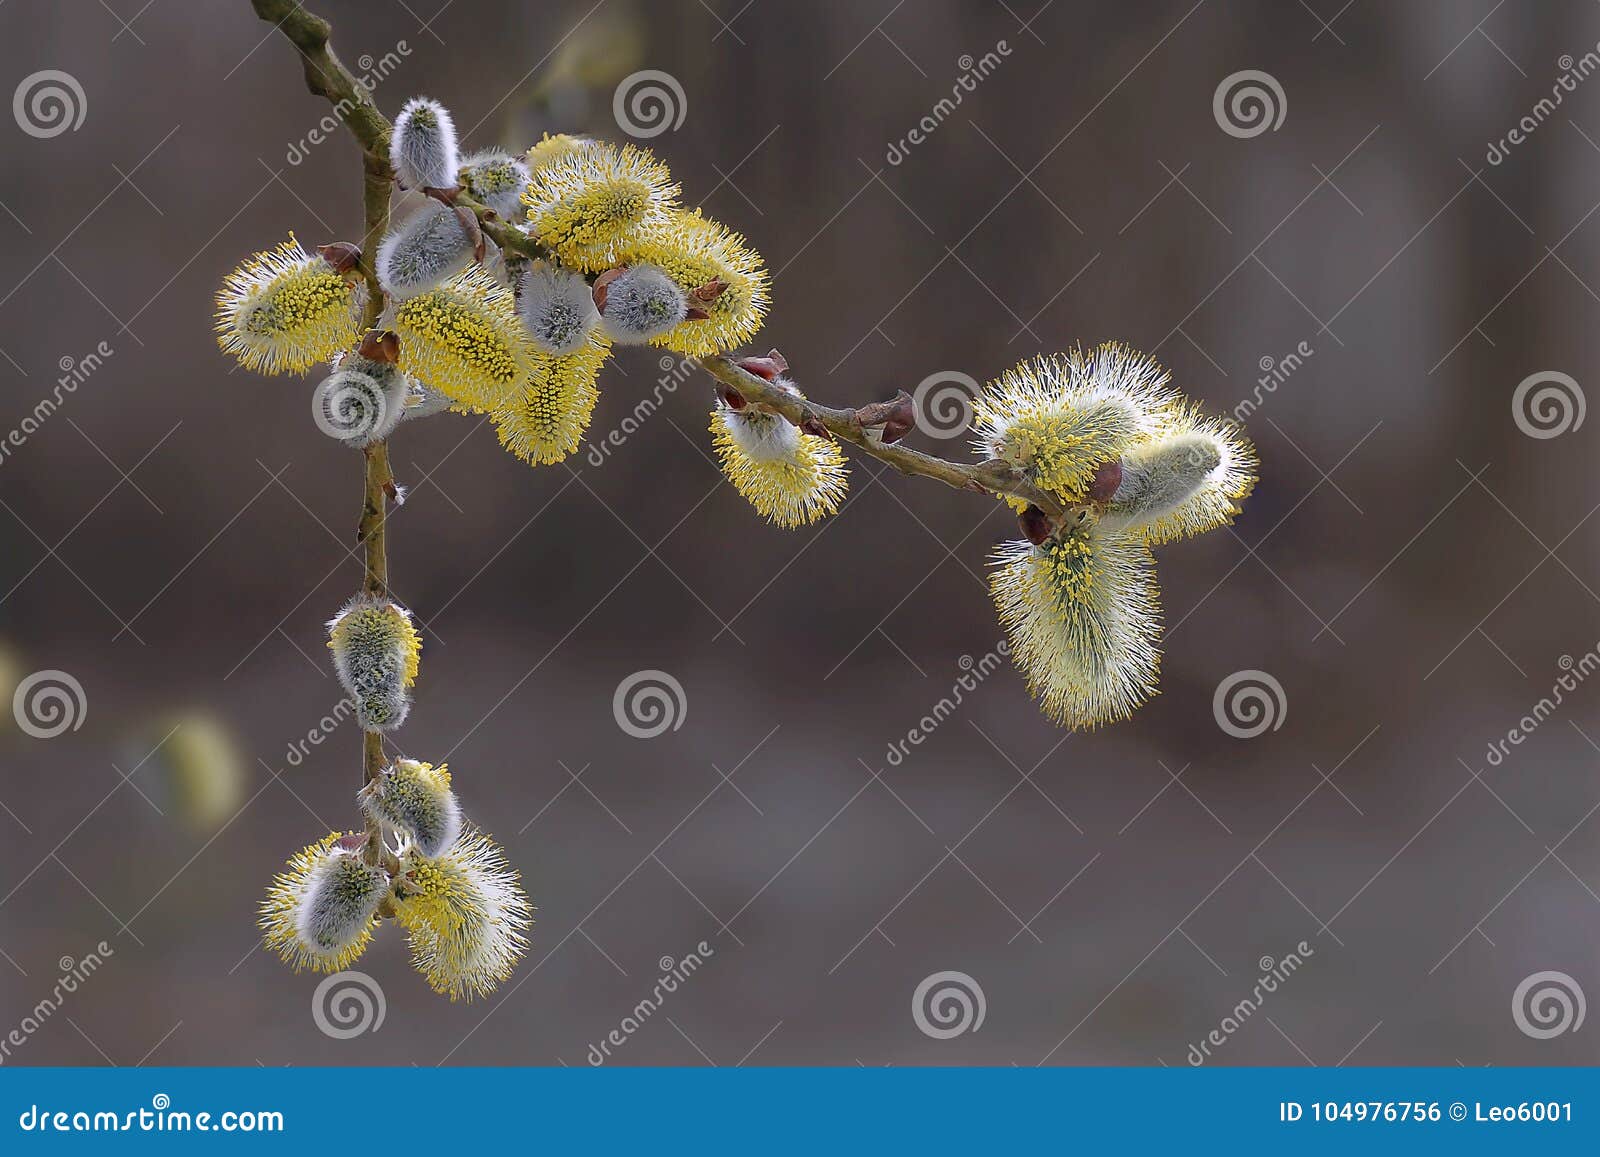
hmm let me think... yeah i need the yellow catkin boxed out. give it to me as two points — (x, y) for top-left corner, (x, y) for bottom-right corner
(989, 523), (1162, 729)
(622, 209), (770, 357)
(215, 234), (360, 374)
(521, 141), (679, 271)
(710, 406), (848, 528)
(491, 334), (611, 465)
(393, 267), (533, 410)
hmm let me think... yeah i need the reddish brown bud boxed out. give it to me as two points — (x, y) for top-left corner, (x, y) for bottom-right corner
(359, 330), (401, 364)
(736, 356), (784, 382)
(592, 267), (626, 312)
(684, 306), (711, 321)
(854, 390), (916, 445)
(336, 832), (370, 853)
(1018, 504), (1054, 546)
(317, 242), (362, 272)
(1087, 459), (1124, 504)
(716, 384), (748, 410)
(799, 411), (832, 440)
(692, 277), (729, 302)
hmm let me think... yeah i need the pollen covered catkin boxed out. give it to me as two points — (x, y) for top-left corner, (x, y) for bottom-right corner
(215, 236), (361, 375)
(360, 759), (462, 857)
(327, 595), (422, 732)
(391, 97), (459, 191)
(710, 401), (848, 527)
(989, 522), (1162, 730)
(395, 830), (532, 1001)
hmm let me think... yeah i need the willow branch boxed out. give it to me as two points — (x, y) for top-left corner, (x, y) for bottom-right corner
(251, 0), (397, 863)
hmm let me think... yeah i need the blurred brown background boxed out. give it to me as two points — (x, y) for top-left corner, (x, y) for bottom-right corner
(1, 0), (1597, 1066)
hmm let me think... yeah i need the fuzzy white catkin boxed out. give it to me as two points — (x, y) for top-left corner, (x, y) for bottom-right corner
(1098, 432), (1222, 535)
(599, 265), (687, 344)
(391, 97), (459, 191)
(361, 760), (462, 858)
(317, 354), (411, 447)
(376, 203), (474, 299)
(519, 265), (599, 355)
(297, 850), (387, 954)
(461, 150), (532, 219)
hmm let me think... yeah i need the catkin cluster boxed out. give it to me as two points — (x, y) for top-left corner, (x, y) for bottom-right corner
(219, 75), (1261, 1000)
(975, 344), (1257, 728)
